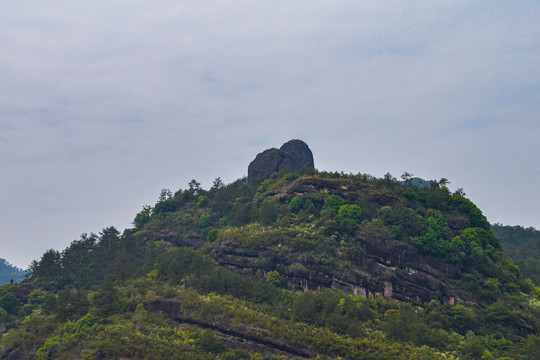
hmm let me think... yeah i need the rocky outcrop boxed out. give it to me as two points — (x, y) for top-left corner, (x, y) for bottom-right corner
(279, 177), (357, 204)
(211, 233), (470, 306)
(248, 140), (314, 179)
(144, 230), (204, 248)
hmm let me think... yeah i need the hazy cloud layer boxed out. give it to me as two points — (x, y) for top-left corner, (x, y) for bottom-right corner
(1, 1), (539, 268)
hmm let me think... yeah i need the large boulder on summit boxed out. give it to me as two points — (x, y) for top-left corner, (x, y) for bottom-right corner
(248, 139), (314, 179)
(278, 140), (314, 172)
(248, 148), (284, 180)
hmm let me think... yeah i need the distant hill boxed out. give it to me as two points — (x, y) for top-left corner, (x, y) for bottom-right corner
(0, 258), (25, 285)
(492, 224), (540, 285)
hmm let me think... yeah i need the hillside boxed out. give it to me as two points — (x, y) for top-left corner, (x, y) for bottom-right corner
(492, 224), (540, 286)
(0, 259), (25, 285)
(1, 142), (539, 359)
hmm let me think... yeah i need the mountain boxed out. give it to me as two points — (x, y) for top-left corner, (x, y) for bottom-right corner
(0, 258), (25, 285)
(1, 141), (539, 359)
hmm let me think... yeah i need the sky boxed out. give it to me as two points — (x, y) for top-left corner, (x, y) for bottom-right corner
(1, 1), (539, 269)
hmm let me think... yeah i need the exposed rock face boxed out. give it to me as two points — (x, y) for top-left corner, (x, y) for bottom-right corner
(248, 140), (314, 179)
(144, 230), (204, 248)
(211, 234), (468, 306)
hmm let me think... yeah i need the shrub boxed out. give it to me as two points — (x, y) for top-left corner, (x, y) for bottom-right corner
(289, 196), (304, 214)
(324, 195), (344, 211)
(207, 228), (218, 242)
(289, 196), (315, 215)
(0, 292), (20, 313)
(198, 214), (212, 228)
(197, 195), (208, 207)
(338, 204), (362, 222)
(153, 200), (177, 215)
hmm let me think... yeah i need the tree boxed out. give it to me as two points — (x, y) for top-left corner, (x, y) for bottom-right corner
(158, 189), (172, 202)
(133, 206), (152, 230)
(99, 226), (120, 248)
(0, 292), (20, 313)
(90, 278), (123, 318)
(438, 178), (450, 188)
(211, 177), (225, 191)
(198, 214), (212, 228)
(401, 172), (414, 185)
(197, 195), (209, 207)
(188, 179), (202, 196)
(383, 172), (397, 184)
(338, 204), (362, 222)
(31, 249), (62, 280)
(323, 195), (344, 211)
(289, 196), (313, 214)
(258, 198), (281, 225)
(153, 200), (177, 214)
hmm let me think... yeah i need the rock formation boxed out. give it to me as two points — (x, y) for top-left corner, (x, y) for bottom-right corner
(211, 236), (465, 306)
(248, 139), (314, 179)
(210, 177), (471, 307)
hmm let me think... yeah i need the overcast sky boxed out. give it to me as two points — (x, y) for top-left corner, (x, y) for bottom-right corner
(1, 1), (539, 269)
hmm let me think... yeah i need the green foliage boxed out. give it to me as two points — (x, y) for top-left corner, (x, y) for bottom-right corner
(133, 205), (152, 230)
(257, 179), (273, 193)
(0, 292), (20, 314)
(196, 330), (225, 353)
(266, 270), (286, 289)
(338, 204), (362, 222)
(90, 279), (126, 319)
(339, 218), (358, 236)
(27, 249), (62, 288)
(323, 194), (344, 211)
(229, 202), (255, 226)
(451, 194), (490, 230)
(5, 170), (539, 359)
(197, 195), (209, 207)
(288, 196), (303, 214)
(198, 214), (212, 228)
(206, 228), (218, 242)
(42, 288), (90, 322)
(153, 199), (177, 214)
(288, 196), (315, 215)
(411, 210), (452, 257)
(0, 315), (56, 356)
(491, 224), (540, 285)
(284, 173), (298, 181)
(217, 216), (229, 228)
(154, 247), (279, 303)
(259, 197), (285, 225)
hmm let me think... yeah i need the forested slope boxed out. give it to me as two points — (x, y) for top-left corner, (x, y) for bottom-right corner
(1, 170), (539, 359)
(492, 224), (540, 286)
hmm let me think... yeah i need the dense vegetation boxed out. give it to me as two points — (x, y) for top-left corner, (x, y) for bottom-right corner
(492, 224), (540, 286)
(1, 171), (539, 359)
(0, 259), (25, 285)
